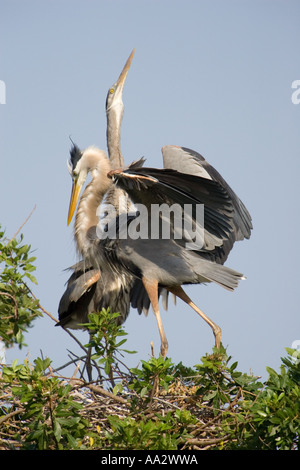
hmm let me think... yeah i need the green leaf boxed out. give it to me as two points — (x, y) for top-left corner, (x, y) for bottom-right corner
(140, 387), (149, 398)
(54, 420), (62, 442)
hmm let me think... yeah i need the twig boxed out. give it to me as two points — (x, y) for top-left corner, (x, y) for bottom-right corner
(0, 408), (23, 425)
(24, 283), (58, 323)
(183, 436), (228, 448)
(86, 383), (129, 406)
(9, 205), (36, 242)
(151, 396), (181, 410)
(0, 292), (18, 319)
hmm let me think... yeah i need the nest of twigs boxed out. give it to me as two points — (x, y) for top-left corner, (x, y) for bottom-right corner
(0, 372), (231, 450)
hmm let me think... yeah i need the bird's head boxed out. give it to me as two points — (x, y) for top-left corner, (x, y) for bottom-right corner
(67, 142), (110, 225)
(105, 49), (135, 117)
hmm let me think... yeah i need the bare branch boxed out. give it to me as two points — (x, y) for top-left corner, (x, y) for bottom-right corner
(9, 205), (37, 241)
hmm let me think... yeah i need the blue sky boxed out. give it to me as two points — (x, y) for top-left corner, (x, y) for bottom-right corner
(1, 0), (299, 380)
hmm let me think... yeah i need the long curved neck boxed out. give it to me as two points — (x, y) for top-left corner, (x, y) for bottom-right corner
(106, 105), (124, 169)
(74, 158), (112, 260)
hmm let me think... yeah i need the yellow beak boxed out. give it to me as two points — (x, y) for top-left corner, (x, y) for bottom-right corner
(67, 179), (82, 226)
(116, 49), (135, 89)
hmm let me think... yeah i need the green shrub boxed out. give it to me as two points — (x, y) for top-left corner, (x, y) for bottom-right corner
(0, 225), (299, 450)
(0, 227), (41, 349)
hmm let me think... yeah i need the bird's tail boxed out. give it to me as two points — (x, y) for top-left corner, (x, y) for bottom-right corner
(194, 258), (245, 291)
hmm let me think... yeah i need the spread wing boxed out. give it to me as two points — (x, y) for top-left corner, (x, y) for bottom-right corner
(108, 164), (235, 252)
(161, 145), (253, 242)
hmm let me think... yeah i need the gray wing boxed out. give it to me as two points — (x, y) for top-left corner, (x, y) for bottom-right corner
(161, 145), (253, 242)
(57, 260), (162, 327)
(109, 164), (236, 253)
(57, 262), (101, 329)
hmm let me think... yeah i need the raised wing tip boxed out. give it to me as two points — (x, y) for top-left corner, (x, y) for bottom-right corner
(161, 144), (181, 153)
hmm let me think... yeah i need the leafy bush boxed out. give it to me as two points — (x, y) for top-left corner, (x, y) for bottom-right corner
(1, 357), (89, 449)
(84, 309), (133, 382)
(0, 225), (299, 450)
(0, 227), (41, 349)
(230, 348), (300, 450)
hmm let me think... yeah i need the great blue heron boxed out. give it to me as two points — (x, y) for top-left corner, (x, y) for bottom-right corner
(58, 51), (252, 359)
(57, 50), (152, 332)
(64, 139), (250, 357)
(106, 49), (135, 169)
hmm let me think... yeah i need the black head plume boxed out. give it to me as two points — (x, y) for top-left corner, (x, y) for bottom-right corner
(69, 136), (82, 171)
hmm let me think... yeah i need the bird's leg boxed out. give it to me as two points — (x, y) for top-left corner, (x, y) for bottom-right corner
(142, 277), (168, 358)
(83, 269), (101, 290)
(168, 285), (222, 349)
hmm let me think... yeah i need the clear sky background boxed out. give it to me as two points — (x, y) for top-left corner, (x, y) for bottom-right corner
(1, 0), (299, 381)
